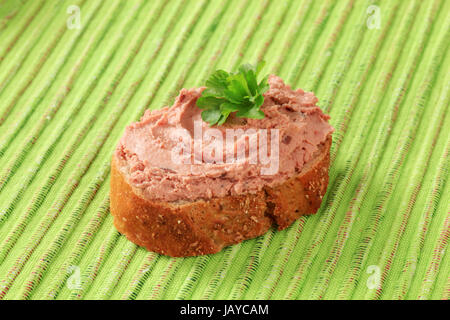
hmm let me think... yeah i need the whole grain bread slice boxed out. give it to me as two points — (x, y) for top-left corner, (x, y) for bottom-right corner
(110, 135), (331, 257)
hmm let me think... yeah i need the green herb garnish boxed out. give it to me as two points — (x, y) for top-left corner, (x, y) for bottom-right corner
(196, 61), (269, 126)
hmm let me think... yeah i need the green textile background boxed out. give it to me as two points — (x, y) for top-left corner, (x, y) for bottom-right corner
(0, 0), (448, 300)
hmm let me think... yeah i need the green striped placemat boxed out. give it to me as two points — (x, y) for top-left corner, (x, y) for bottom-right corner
(0, 0), (448, 300)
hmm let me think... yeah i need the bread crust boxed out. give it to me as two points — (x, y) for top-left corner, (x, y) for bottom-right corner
(110, 135), (331, 257)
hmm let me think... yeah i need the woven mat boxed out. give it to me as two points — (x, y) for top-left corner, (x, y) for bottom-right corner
(0, 0), (448, 300)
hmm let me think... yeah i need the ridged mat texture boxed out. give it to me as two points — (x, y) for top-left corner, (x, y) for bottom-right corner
(0, 0), (448, 300)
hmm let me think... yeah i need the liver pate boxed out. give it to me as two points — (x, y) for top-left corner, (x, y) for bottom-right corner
(115, 75), (334, 202)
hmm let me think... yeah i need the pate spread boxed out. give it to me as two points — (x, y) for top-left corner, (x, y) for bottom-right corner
(116, 75), (334, 202)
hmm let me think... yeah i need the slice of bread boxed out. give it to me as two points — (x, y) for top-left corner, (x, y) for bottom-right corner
(110, 135), (331, 257)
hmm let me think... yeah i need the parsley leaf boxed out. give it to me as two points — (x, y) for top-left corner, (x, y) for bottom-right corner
(196, 61), (269, 126)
